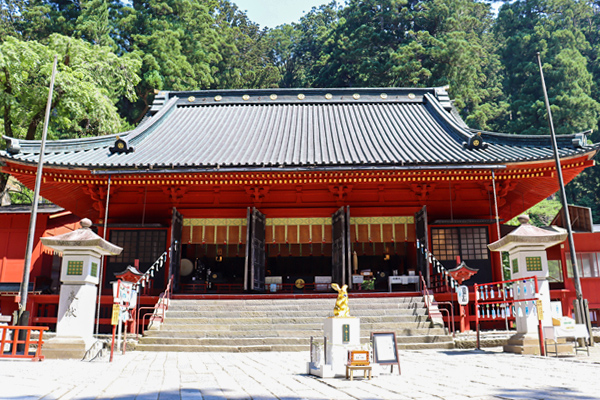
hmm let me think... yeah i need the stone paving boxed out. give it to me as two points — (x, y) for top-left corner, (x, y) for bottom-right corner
(1, 347), (599, 400)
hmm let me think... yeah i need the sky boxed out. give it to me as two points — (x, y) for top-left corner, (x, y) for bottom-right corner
(231, 1), (504, 29)
(232, 0), (339, 28)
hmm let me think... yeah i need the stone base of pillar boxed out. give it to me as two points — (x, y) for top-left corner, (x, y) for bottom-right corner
(503, 333), (543, 355)
(42, 336), (99, 360)
(504, 333), (575, 356)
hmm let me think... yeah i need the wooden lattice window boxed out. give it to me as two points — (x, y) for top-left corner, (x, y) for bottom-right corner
(431, 227), (489, 261)
(109, 230), (167, 263)
(512, 259), (519, 274)
(91, 262), (98, 277)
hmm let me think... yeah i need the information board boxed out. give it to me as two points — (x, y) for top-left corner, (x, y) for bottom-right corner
(111, 304), (120, 325)
(371, 332), (401, 374)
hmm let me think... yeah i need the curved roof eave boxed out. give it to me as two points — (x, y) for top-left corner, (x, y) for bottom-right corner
(0, 96), (179, 156)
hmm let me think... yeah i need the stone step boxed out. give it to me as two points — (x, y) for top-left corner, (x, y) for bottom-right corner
(138, 333), (452, 347)
(164, 309), (427, 318)
(138, 295), (455, 352)
(166, 303), (424, 311)
(135, 341), (455, 352)
(158, 315), (429, 325)
(168, 297), (423, 307)
(155, 320), (437, 332)
(142, 327), (448, 339)
(397, 341), (456, 350)
(135, 344), (311, 352)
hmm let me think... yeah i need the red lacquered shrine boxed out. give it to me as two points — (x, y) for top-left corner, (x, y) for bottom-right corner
(1, 87), (598, 309)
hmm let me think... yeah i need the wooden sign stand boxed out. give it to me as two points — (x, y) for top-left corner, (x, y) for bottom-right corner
(371, 332), (401, 374)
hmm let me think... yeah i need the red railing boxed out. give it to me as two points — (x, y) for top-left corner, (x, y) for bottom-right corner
(420, 272), (455, 335)
(1, 325), (48, 361)
(136, 274), (174, 337)
(180, 283), (208, 293)
(474, 276), (544, 355)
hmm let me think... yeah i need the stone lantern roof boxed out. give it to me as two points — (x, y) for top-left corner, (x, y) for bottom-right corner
(488, 215), (568, 252)
(41, 218), (123, 256)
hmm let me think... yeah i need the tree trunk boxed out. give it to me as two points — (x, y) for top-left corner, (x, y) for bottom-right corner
(3, 67), (13, 138)
(25, 91), (61, 141)
(0, 173), (8, 205)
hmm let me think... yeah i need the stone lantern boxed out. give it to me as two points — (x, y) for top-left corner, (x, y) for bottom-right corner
(40, 218), (122, 359)
(488, 215), (567, 355)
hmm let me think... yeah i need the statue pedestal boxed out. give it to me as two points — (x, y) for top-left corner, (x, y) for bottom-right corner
(308, 317), (362, 378)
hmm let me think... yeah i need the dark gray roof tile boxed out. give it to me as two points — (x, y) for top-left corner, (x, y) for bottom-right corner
(1, 87), (598, 171)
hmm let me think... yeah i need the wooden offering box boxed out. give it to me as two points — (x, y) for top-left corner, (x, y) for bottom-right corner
(348, 350), (370, 366)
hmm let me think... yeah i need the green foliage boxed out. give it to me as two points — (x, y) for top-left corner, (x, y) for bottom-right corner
(494, 0), (600, 135)
(505, 198), (563, 227)
(211, 1), (280, 89)
(0, 34), (141, 140)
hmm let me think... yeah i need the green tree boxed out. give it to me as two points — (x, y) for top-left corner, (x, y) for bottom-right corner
(211, 0), (280, 89)
(75, 0), (114, 47)
(114, 0), (222, 121)
(0, 34), (141, 140)
(495, 0), (600, 135)
(0, 0), (81, 41)
(268, 2), (340, 88)
(506, 198), (563, 226)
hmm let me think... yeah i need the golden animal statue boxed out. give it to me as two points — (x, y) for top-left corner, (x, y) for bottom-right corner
(331, 283), (350, 317)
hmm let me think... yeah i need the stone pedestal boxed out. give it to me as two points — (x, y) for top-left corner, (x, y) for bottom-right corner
(40, 219), (122, 359)
(308, 317), (362, 378)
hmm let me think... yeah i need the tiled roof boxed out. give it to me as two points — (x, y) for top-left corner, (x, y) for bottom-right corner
(1, 87), (597, 172)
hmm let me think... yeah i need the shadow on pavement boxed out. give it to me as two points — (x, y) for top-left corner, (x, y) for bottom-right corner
(438, 349), (497, 356)
(494, 387), (600, 400)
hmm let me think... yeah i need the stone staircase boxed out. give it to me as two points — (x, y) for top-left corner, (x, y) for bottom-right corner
(136, 296), (454, 352)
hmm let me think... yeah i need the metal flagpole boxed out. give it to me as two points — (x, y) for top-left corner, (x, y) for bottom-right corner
(17, 55), (58, 325)
(95, 175), (112, 336)
(491, 170), (501, 241)
(536, 52), (591, 339)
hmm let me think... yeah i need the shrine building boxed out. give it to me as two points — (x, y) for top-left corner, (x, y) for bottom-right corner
(1, 87), (598, 326)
